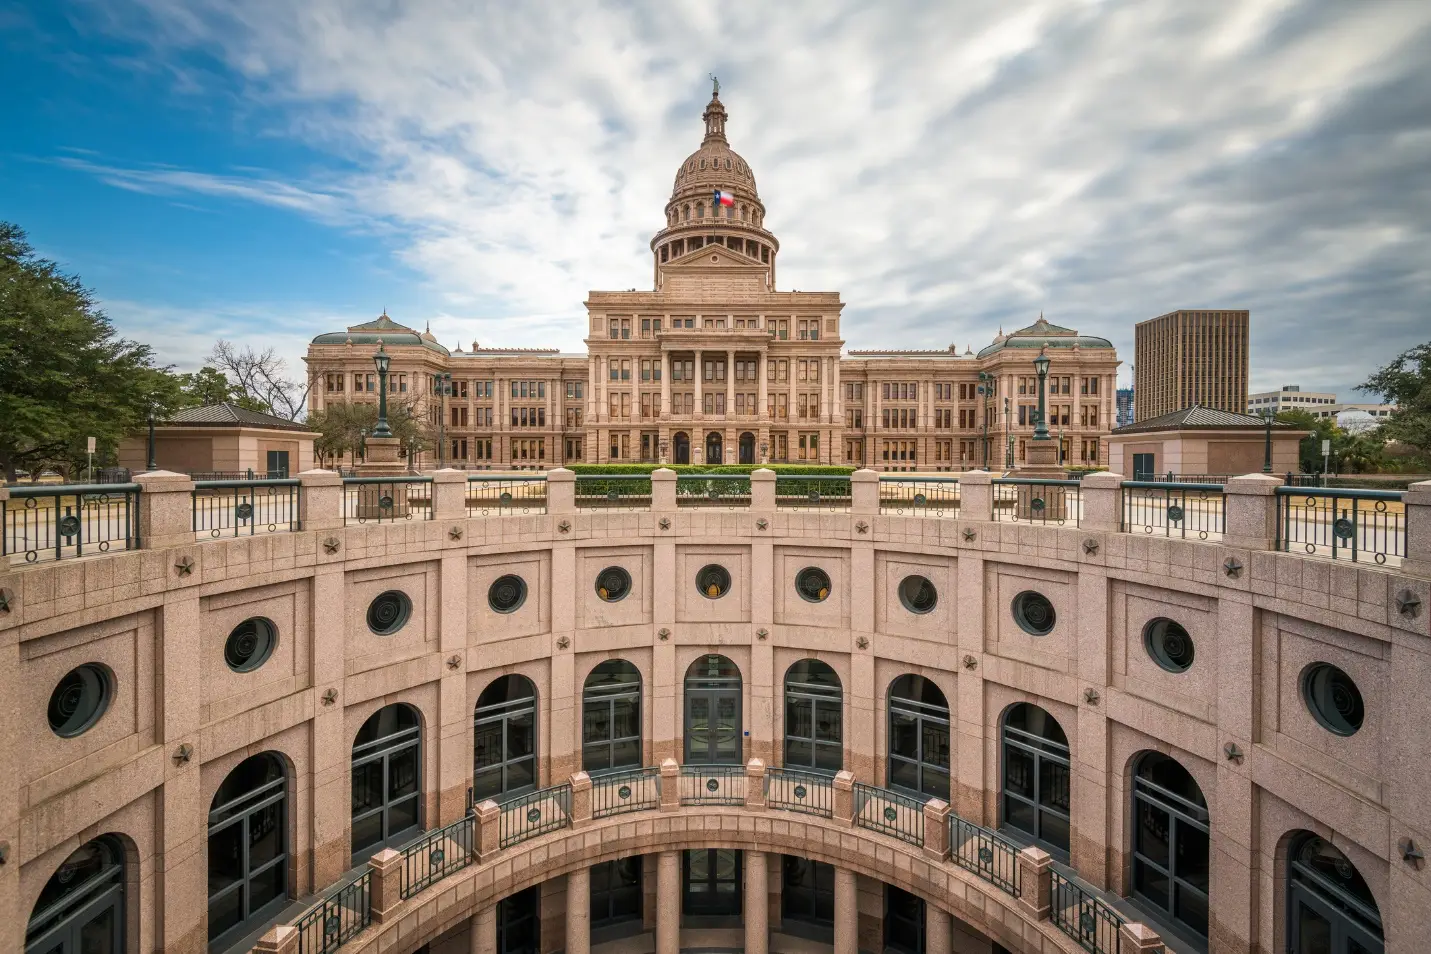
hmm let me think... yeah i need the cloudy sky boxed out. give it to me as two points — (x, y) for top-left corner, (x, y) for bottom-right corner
(3, 0), (1429, 400)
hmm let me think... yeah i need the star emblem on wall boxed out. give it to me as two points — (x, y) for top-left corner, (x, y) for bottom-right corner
(173, 556), (194, 576)
(1394, 589), (1421, 618)
(557, 520), (571, 533)
(855, 521), (869, 534)
(1082, 538), (1099, 555)
(449, 526), (463, 541)
(324, 537), (341, 554)
(0, 588), (12, 614)
(1223, 557), (1243, 578)
(962, 528), (976, 542)
(659, 518), (671, 530)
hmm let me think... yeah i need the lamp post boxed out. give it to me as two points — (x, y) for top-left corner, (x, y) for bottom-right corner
(1003, 397), (1012, 469)
(660, 438), (670, 466)
(358, 428), (368, 464)
(977, 371), (992, 468)
(436, 372), (452, 468)
(759, 440), (768, 465)
(146, 409), (157, 471)
(1262, 408), (1274, 474)
(1032, 347), (1051, 441)
(371, 344), (393, 439)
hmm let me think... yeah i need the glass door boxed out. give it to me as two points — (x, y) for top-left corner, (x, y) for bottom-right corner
(684, 656), (742, 765)
(351, 706), (422, 861)
(683, 849), (742, 917)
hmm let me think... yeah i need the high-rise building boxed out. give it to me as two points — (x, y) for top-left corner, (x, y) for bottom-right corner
(1115, 386), (1135, 427)
(1133, 309), (1249, 422)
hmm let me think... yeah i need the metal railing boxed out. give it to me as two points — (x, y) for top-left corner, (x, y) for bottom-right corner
(1275, 487), (1406, 565)
(574, 475), (652, 510)
(992, 478), (1082, 526)
(498, 783), (572, 848)
(399, 814), (475, 899)
(948, 816), (1021, 896)
(591, 766), (661, 818)
(294, 870), (371, 954)
(775, 475), (852, 512)
(764, 767), (834, 818)
(1120, 481), (1224, 540)
(1050, 868), (1126, 954)
(465, 476), (547, 516)
(678, 764), (746, 806)
(192, 479), (301, 537)
(3, 484), (140, 564)
(852, 782), (924, 847)
(675, 474), (751, 508)
(341, 477), (434, 524)
(878, 476), (960, 517)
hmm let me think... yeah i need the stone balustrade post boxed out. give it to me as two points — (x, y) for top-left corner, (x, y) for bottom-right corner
(745, 758), (767, 810)
(1119, 922), (1166, 952)
(832, 770), (855, 825)
(475, 799), (501, 860)
(922, 798), (950, 861)
(651, 468), (677, 511)
(659, 758), (680, 811)
(431, 467), (468, 520)
(297, 469), (343, 531)
(1015, 846), (1052, 920)
(750, 467), (776, 510)
(1404, 479), (1431, 578)
(1079, 471), (1124, 532)
(958, 470), (993, 522)
(368, 848), (404, 923)
(852, 468), (879, 514)
(253, 925), (299, 954)
(134, 470), (196, 550)
(1223, 474), (1282, 550)
(546, 468), (575, 513)
(569, 771), (592, 827)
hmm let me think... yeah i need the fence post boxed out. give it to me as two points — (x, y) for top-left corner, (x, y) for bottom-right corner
(297, 469), (343, 531)
(652, 468), (677, 511)
(1404, 479), (1431, 578)
(569, 771), (592, 828)
(367, 848), (404, 923)
(660, 758), (680, 811)
(750, 468), (776, 510)
(832, 770), (855, 825)
(475, 799), (501, 860)
(745, 758), (767, 811)
(134, 470), (196, 550)
(430, 467), (467, 520)
(921, 799), (950, 861)
(1223, 474), (1282, 551)
(1015, 846), (1052, 920)
(252, 925), (299, 954)
(1080, 471), (1124, 532)
(852, 469), (879, 514)
(1119, 922), (1166, 952)
(546, 468), (575, 513)
(958, 470), (994, 522)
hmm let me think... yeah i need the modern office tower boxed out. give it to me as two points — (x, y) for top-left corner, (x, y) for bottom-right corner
(1133, 309), (1249, 422)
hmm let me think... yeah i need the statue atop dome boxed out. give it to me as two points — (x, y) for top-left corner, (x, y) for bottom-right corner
(709, 73), (719, 97)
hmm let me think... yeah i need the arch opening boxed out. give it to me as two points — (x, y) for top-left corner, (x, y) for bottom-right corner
(352, 703), (423, 861)
(474, 676), (538, 801)
(1000, 703), (1071, 855)
(208, 752), (290, 948)
(1131, 752), (1209, 943)
(582, 660), (642, 774)
(887, 675), (950, 801)
(684, 655), (742, 765)
(784, 659), (843, 774)
(27, 835), (125, 954)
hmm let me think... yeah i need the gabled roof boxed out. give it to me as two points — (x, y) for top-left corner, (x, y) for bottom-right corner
(1112, 404), (1293, 435)
(163, 403), (312, 432)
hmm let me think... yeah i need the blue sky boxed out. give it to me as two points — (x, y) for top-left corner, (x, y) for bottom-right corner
(4, 1), (1430, 401)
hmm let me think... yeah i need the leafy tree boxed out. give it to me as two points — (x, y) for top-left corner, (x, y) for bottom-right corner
(1274, 408), (1388, 474)
(307, 400), (432, 470)
(1359, 341), (1431, 464)
(178, 366), (242, 408)
(0, 222), (185, 481)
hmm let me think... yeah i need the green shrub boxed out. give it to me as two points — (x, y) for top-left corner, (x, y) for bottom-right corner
(566, 463), (855, 498)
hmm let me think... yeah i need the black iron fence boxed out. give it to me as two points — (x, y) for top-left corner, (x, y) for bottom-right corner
(1275, 487), (1406, 565)
(192, 479), (301, 537)
(3, 484), (140, 564)
(591, 766), (661, 819)
(678, 764), (745, 806)
(949, 815), (1021, 896)
(878, 476), (960, 517)
(399, 814), (475, 899)
(1050, 868), (1125, 954)
(574, 475), (652, 510)
(764, 767), (834, 818)
(341, 477), (434, 525)
(775, 475), (852, 512)
(992, 478), (1082, 527)
(465, 476), (547, 516)
(1119, 481), (1224, 540)
(294, 870), (371, 954)
(498, 783), (572, 848)
(852, 782), (924, 847)
(675, 474), (752, 508)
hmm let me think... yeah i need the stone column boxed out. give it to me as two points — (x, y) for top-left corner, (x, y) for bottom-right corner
(1402, 479), (1431, 577)
(745, 849), (769, 954)
(750, 468), (776, 510)
(297, 469), (344, 531)
(1015, 846), (1052, 920)
(726, 350), (735, 417)
(567, 866), (591, 954)
(469, 905), (497, 954)
(369, 848), (404, 923)
(253, 926), (299, 954)
(547, 468), (575, 514)
(1080, 471), (1124, 532)
(694, 350), (704, 419)
(657, 850), (680, 954)
(134, 469), (196, 549)
(851, 468), (879, 514)
(958, 469), (994, 521)
(925, 905), (950, 954)
(661, 352), (672, 421)
(834, 867), (858, 954)
(1223, 474), (1282, 551)
(1119, 922), (1166, 952)
(757, 353), (769, 420)
(431, 467), (467, 519)
(652, 468), (678, 511)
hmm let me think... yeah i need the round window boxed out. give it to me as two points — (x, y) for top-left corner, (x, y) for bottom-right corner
(225, 617), (278, 672)
(1143, 618), (1194, 673)
(696, 564), (731, 599)
(48, 664), (114, 738)
(366, 590), (412, 635)
(1012, 591), (1056, 636)
(899, 575), (938, 614)
(1301, 663), (1364, 736)
(795, 567), (832, 603)
(489, 575), (528, 614)
(596, 566), (632, 603)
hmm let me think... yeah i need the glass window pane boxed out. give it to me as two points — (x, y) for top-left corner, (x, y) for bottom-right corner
(583, 743), (611, 773)
(815, 742), (843, 773)
(888, 757), (918, 792)
(1040, 809), (1070, 853)
(1134, 858), (1169, 909)
(352, 760), (383, 815)
(1136, 801), (1171, 867)
(815, 702), (842, 743)
(583, 706), (610, 745)
(78, 904), (117, 954)
(248, 857), (286, 912)
(610, 737), (640, 769)
(474, 723), (503, 770)
(207, 885), (243, 941)
(388, 794), (419, 836)
(1039, 760), (1070, 814)
(351, 811), (384, 854)
(248, 803), (284, 870)
(207, 824), (244, 896)
(1175, 883), (1209, 938)
(612, 698), (639, 739)
(507, 756), (536, 792)
(472, 767), (504, 802)
(890, 712), (919, 759)
(1294, 904), (1331, 954)
(786, 698), (813, 739)
(920, 767), (949, 801)
(388, 748), (419, 799)
(1004, 794), (1036, 838)
(1003, 748), (1035, 799)
(923, 724), (949, 769)
(508, 714), (535, 759)
(1175, 823), (1209, 891)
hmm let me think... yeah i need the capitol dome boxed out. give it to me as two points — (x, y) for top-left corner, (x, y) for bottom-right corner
(661, 87), (768, 231)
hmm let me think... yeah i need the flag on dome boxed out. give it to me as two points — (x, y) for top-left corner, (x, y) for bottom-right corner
(713, 190), (735, 207)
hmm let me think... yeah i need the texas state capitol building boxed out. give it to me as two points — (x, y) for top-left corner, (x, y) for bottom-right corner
(305, 89), (1119, 471)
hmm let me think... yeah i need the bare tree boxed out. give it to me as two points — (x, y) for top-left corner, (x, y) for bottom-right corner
(207, 340), (312, 421)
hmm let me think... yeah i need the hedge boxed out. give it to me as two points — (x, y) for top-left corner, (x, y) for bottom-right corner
(566, 463), (855, 477)
(567, 463), (854, 498)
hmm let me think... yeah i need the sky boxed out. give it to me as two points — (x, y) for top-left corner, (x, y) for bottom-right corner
(3, 0), (1430, 401)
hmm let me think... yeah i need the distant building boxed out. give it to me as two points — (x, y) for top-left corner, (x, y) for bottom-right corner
(1315, 403), (1397, 433)
(1116, 387), (1135, 428)
(1247, 385), (1337, 414)
(1134, 309), (1249, 422)
(1108, 404), (1305, 480)
(118, 402), (315, 478)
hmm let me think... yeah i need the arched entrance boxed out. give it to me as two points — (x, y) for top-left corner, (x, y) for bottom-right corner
(582, 660), (642, 774)
(351, 704), (422, 861)
(473, 675), (538, 801)
(1001, 703), (1071, 854)
(739, 432), (755, 464)
(27, 836), (125, 954)
(784, 659), (843, 773)
(1132, 752), (1209, 942)
(705, 431), (724, 465)
(1287, 832), (1383, 953)
(208, 753), (290, 948)
(684, 654), (742, 764)
(673, 432), (691, 465)
(887, 675), (950, 800)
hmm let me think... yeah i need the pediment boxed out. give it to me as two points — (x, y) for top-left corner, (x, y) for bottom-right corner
(665, 242), (765, 270)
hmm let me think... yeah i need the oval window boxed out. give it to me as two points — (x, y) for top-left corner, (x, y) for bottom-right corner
(48, 663), (114, 738)
(1012, 591), (1056, 636)
(696, 564), (731, 599)
(1301, 662), (1364, 736)
(596, 566), (632, 603)
(225, 617), (278, 672)
(899, 576), (937, 614)
(795, 567), (832, 603)
(1144, 618), (1194, 673)
(489, 575), (528, 614)
(367, 590), (412, 635)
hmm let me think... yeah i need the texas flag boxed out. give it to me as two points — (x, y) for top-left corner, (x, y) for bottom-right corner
(713, 190), (736, 207)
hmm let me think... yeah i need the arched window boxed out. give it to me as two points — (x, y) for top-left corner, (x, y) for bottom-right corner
(784, 660), (842, 773)
(27, 836), (124, 954)
(474, 676), (538, 801)
(498, 885), (541, 954)
(208, 753), (289, 948)
(1001, 703), (1071, 854)
(887, 675), (950, 800)
(1287, 832), (1383, 953)
(697, 203), (705, 219)
(683, 204), (690, 221)
(583, 660), (641, 774)
(684, 654), (742, 764)
(351, 704), (422, 860)
(1132, 753), (1209, 942)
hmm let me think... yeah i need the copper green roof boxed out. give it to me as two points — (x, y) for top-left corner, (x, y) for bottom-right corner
(977, 315), (1113, 358)
(310, 312), (452, 355)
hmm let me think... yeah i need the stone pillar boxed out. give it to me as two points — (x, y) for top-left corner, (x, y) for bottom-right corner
(834, 867), (858, 954)
(745, 849), (769, 954)
(652, 468), (677, 511)
(134, 469), (195, 549)
(851, 468), (879, 514)
(569, 771), (592, 828)
(657, 850), (680, 954)
(297, 469), (344, 531)
(922, 799), (950, 861)
(475, 799), (501, 860)
(567, 866), (591, 954)
(1119, 922), (1165, 952)
(726, 350), (735, 416)
(1015, 846), (1052, 920)
(547, 468), (575, 514)
(833, 770), (855, 824)
(694, 350), (704, 419)
(1223, 474), (1282, 550)
(659, 758), (680, 811)
(431, 467), (467, 519)
(1403, 479), (1431, 577)
(745, 758), (767, 810)
(369, 848), (404, 923)
(469, 905), (497, 954)
(925, 905), (950, 954)
(1079, 471), (1124, 532)
(661, 352), (672, 420)
(758, 353), (769, 419)
(958, 469), (994, 522)
(750, 468), (776, 510)
(253, 925), (299, 954)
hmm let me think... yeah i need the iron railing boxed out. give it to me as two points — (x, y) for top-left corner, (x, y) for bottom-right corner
(675, 474), (752, 508)
(192, 479), (300, 537)
(775, 475), (852, 512)
(294, 870), (371, 954)
(3, 484), (140, 564)
(341, 477), (434, 525)
(399, 814), (475, 899)
(1275, 487), (1406, 565)
(1050, 868), (1126, 954)
(948, 816), (1021, 896)
(465, 476), (547, 516)
(878, 476), (960, 517)
(764, 767), (834, 818)
(1119, 481), (1224, 540)
(852, 782), (924, 847)
(574, 475), (652, 510)
(678, 764), (746, 806)
(992, 478), (1081, 526)
(498, 783), (572, 848)
(591, 766), (661, 818)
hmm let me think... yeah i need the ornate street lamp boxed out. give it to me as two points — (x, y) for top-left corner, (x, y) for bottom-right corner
(146, 409), (157, 471)
(977, 371), (992, 468)
(371, 343), (394, 439)
(659, 438), (670, 465)
(1032, 347), (1051, 441)
(759, 440), (769, 464)
(437, 372), (453, 468)
(1003, 397), (1012, 468)
(1262, 407), (1274, 474)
